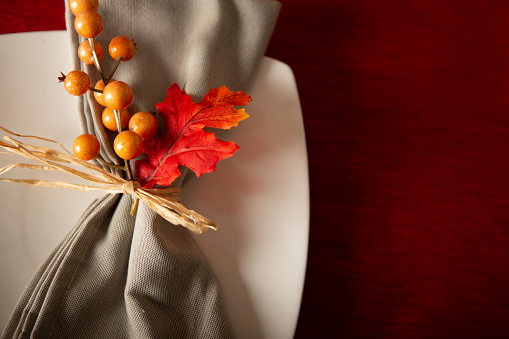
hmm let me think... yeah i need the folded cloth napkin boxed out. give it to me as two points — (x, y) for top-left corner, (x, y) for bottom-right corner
(1, 0), (280, 338)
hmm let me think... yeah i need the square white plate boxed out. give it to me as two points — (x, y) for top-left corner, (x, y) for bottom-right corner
(0, 31), (308, 339)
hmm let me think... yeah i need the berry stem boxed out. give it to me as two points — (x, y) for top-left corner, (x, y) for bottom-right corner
(124, 160), (133, 180)
(106, 56), (122, 83)
(113, 110), (135, 180)
(87, 36), (138, 215)
(113, 109), (133, 178)
(114, 108), (139, 213)
(88, 38), (107, 83)
(88, 87), (103, 93)
(97, 155), (127, 171)
(113, 109), (124, 133)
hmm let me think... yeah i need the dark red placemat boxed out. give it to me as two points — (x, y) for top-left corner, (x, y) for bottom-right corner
(267, 1), (509, 337)
(0, 1), (65, 34)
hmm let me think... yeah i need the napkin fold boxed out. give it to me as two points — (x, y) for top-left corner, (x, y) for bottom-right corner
(2, 0), (280, 337)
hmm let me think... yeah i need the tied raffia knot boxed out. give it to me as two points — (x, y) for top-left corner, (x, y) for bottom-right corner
(0, 127), (217, 234)
(122, 180), (140, 195)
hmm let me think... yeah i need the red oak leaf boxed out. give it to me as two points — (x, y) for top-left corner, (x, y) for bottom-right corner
(135, 83), (250, 188)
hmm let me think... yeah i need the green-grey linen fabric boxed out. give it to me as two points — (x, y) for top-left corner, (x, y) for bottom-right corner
(1, 0), (280, 338)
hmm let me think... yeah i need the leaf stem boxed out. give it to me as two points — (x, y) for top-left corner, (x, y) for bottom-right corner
(130, 196), (139, 215)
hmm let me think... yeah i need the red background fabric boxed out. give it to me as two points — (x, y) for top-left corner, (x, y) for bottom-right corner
(2, 1), (509, 337)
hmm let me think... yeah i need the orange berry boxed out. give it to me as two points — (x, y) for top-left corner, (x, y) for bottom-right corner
(78, 40), (103, 65)
(93, 79), (106, 105)
(114, 131), (143, 160)
(103, 81), (133, 110)
(93, 78), (115, 106)
(109, 36), (136, 61)
(129, 112), (158, 140)
(73, 134), (100, 160)
(64, 70), (90, 96)
(69, 0), (98, 16)
(74, 10), (103, 38)
(102, 107), (130, 131)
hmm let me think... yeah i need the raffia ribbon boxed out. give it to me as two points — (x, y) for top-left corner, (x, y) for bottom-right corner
(0, 127), (217, 234)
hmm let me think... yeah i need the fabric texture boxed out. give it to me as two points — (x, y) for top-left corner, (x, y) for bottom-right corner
(2, 0), (280, 338)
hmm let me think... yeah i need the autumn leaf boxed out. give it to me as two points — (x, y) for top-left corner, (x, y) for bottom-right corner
(135, 83), (251, 188)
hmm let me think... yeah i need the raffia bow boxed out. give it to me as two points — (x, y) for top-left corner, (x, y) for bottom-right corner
(0, 127), (217, 234)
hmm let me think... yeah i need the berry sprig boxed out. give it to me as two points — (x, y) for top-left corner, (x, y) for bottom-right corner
(0, 0), (250, 233)
(61, 0), (158, 214)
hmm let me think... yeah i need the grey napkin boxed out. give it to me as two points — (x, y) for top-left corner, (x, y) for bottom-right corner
(2, 0), (280, 338)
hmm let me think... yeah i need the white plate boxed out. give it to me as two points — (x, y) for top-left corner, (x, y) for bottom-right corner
(0, 31), (309, 339)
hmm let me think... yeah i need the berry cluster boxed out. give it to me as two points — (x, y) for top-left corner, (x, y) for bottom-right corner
(63, 0), (158, 170)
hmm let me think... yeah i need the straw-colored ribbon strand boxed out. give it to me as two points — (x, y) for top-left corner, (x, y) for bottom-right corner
(0, 127), (217, 234)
